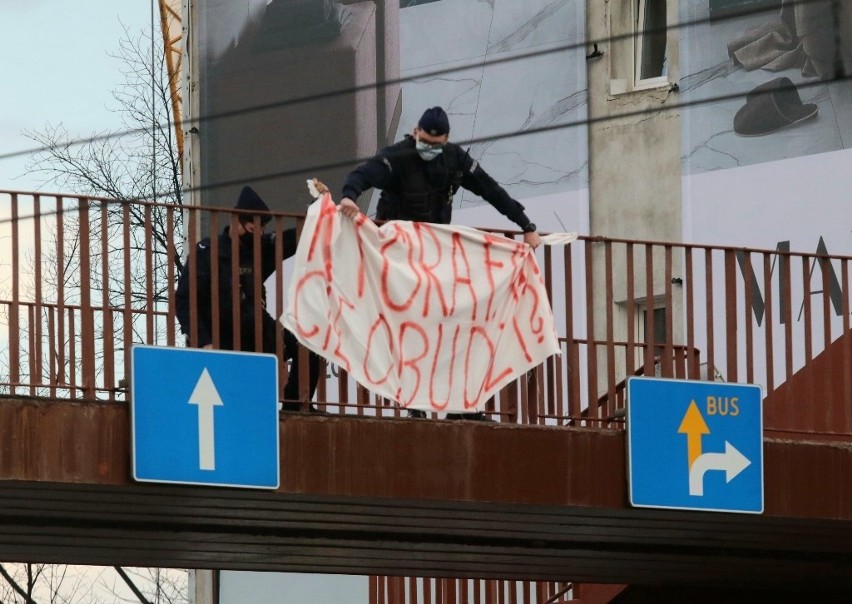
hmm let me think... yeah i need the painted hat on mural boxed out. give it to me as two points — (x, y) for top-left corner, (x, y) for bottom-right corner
(418, 106), (450, 137)
(234, 185), (271, 225)
(733, 77), (818, 137)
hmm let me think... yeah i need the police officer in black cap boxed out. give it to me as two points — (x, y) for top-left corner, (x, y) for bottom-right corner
(339, 106), (542, 250)
(339, 108), (542, 420)
(175, 185), (320, 411)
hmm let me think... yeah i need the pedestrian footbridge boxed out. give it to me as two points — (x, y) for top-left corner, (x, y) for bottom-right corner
(2, 191), (851, 600)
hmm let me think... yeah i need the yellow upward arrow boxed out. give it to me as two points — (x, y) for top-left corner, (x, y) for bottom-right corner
(678, 400), (710, 468)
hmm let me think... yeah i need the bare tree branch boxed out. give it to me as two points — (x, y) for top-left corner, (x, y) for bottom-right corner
(23, 23), (182, 209)
(1, 18), (188, 604)
(0, 564), (39, 604)
(112, 568), (152, 604)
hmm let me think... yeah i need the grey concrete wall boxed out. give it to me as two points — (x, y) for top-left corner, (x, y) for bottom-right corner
(587, 0), (681, 242)
(200, 2), (377, 219)
(586, 0), (684, 385)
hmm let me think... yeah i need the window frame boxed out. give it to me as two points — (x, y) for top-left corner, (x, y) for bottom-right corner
(633, 0), (669, 89)
(608, 0), (671, 95)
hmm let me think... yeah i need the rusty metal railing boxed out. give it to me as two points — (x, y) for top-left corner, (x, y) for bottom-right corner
(369, 577), (634, 603)
(2, 190), (851, 436)
(369, 577), (578, 604)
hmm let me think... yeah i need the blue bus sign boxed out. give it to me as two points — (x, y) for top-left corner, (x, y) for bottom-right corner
(627, 377), (763, 514)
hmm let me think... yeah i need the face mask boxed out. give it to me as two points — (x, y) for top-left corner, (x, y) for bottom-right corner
(239, 230), (255, 248)
(416, 139), (443, 161)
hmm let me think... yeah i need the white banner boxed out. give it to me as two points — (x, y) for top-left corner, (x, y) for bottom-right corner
(283, 193), (562, 413)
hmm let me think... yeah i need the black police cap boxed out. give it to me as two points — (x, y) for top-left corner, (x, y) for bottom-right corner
(418, 106), (450, 137)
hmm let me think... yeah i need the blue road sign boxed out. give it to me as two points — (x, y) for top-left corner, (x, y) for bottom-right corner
(627, 377), (763, 514)
(131, 345), (280, 489)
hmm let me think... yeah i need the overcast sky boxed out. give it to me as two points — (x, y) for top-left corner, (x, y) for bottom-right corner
(0, 0), (153, 192)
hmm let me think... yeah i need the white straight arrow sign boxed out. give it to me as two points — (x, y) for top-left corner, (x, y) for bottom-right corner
(688, 441), (751, 496)
(188, 368), (224, 471)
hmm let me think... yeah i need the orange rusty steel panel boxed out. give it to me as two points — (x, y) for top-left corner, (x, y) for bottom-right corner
(280, 416), (625, 508)
(0, 399), (130, 484)
(764, 434), (852, 519)
(0, 397), (851, 523)
(764, 329), (852, 436)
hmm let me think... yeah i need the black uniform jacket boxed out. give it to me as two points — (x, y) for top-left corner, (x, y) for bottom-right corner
(341, 136), (531, 227)
(175, 227), (297, 351)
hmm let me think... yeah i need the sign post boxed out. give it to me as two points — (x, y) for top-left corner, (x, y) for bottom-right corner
(131, 345), (280, 489)
(627, 377), (763, 513)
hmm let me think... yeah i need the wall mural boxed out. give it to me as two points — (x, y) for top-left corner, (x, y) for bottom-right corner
(196, 0), (589, 237)
(679, 0), (852, 389)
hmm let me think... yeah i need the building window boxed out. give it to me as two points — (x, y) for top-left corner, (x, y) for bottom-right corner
(608, 0), (670, 95)
(634, 0), (668, 87)
(639, 306), (667, 355)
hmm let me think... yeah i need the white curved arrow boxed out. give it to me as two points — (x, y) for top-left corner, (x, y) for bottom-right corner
(688, 441), (750, 496)
(188, 368), (224, 471)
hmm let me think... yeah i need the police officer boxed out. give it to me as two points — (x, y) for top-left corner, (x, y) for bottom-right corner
(338, 107), (542, 419)
(175, 185), (320, 411)
(339, 106), (542, 249)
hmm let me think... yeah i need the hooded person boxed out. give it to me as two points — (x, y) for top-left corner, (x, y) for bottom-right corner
(175, 185), (320, 410)
(234, 183), (272, 227)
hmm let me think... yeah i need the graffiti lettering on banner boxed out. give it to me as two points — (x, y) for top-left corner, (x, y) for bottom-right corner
(283, 192), (561, 413)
